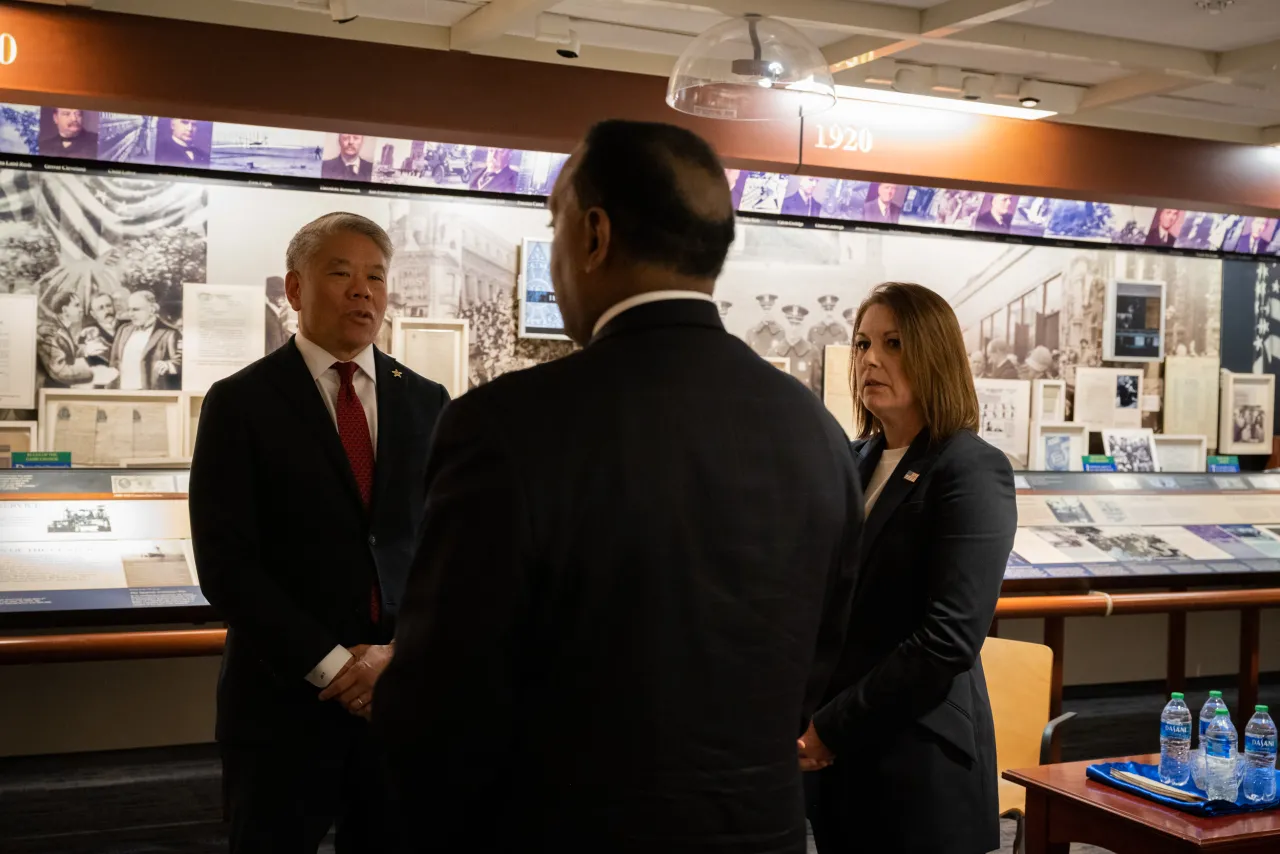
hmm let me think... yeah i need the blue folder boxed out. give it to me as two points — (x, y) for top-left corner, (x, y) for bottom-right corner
(1086, 761), (1280, 817)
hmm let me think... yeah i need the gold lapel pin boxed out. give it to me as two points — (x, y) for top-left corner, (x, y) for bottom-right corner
(904, 471), (919, 482)
(391, 369), (403, 379)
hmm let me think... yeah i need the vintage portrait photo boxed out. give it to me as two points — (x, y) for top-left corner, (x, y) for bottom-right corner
(321, 132), (377, 182)
(155, 118), (213, 169)
(1115, 373), (1140, 410)
(1047, 496), (1093, 524)
(38, 107), (100, 160)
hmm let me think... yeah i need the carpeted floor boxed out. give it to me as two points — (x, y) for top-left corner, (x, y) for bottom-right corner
(3, 677), (1276, 854)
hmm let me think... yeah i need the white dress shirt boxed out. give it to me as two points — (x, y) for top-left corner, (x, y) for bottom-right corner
(294, 331), (379, 688)
(592, 290), (715, 338)
(863, 446), (908, 517)
(119, 322), (154, 390)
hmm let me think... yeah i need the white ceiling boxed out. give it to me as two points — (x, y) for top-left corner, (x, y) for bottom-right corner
(69, 0), (1280, 144)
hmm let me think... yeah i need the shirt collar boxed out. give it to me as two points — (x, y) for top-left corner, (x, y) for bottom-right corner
(295, 330), (377, 384)
(591, 290), (714, 338)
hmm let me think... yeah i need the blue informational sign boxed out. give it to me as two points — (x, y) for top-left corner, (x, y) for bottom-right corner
(1208, 455), (1241, 473)
(1082, 455), (1118, 472)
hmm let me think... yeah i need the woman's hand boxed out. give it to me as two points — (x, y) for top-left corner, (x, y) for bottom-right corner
(798, 721), (835, 772)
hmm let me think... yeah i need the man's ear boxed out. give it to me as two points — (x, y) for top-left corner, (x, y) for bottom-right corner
(285, 271), (303, 312)
(583, 207), (612, 274)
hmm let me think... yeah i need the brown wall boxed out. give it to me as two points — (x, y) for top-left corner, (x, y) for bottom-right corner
(2, 2), (1279, 212)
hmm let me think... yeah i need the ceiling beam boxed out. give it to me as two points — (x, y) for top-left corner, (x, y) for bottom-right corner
(1216, 38), (1280, 76)
(1075, 72), (1200, 113)
(450, 0), (563, 52)
(697, 1), (918, 36)
(825, 0), (1048, 73)
(1263, 125), (1280, 146)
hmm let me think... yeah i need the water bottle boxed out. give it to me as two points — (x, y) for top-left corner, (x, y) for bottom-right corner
(1159, 692), (1193, 786)
(1242, 705), (1277, 804)
(1193, 691), (1228, 789)
(1204, 708), (1240, 801)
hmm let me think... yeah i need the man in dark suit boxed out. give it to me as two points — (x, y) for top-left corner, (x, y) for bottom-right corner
(1146, 208), (1181, 246)
(467, 146), (520, 193)
(1235, 217), (1272, 254)
(39, 108), (98, 159)
(155, 118), (210, 167)
(781, 176), (823, 217)
(190, 212), (449, 853)
(975, 193), (1014, 232)
(321, 133), (374, 181)
(862, 182), (902, 223)
(375, 120), (861, 854)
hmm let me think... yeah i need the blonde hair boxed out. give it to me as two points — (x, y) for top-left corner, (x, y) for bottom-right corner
(849, 282), (979, 442)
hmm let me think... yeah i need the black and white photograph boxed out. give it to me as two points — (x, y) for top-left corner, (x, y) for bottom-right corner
(1044, 201), (1155, 244)
(1010, 196), (1054, 237)
(372, 137), (431, 187)
(1115, 373), (1140, 410)
(1034, 526), (1110, 562)
(738, 171), (788, 215)
(1228, 216), (1276, 255)
(1232, 403), (1267, 445)
(155, 118), (213, 169)
(1105, 279), (1165, 362)
(0, 103), (40, 155)
(1176, 212), (1235, 251)
(973, 192), (1018, 234)
(1217, 370), (1275, 454)
(38, 107), (100, 160)
(97, 113), (158, 165)
(899, 187), (983, 231)
(1076, 526), (1186, 562)
(210, 123), (322, 178)
(1046, 496), (1093, 524)
(1102, 428), (1160, 473)
(465, 146), (522, 194)
(862, 182), (906, 224)
(46, 504), (112, 534)
(0, 171), (207, 409)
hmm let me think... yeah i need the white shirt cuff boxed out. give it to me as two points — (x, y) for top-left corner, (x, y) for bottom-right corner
(306, 645), (353, 688)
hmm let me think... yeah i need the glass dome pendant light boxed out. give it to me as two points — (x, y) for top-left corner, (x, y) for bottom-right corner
(666, 13), (837, 122)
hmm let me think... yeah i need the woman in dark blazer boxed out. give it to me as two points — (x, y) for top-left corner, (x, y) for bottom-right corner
(800, 282), (1017, 854)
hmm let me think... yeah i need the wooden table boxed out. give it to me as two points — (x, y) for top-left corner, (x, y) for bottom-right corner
(1004, 755), (1280, 853)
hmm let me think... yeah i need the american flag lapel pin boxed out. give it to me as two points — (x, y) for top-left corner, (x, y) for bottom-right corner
(904, 471), (919, 483)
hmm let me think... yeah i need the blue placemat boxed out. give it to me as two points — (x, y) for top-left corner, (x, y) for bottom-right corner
(1087, 761), (1280, 817)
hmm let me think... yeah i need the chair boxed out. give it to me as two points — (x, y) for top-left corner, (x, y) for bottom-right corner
(981, 636), (1075, 854)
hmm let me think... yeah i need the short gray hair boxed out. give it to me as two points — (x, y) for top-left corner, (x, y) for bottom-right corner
(285, 212), (394, 275)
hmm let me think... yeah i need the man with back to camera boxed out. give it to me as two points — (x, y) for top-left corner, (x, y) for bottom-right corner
(189, 212), (449, 853)
(40, 108), (98, 159)
(322, 134), (374, 181)
(374, 120), (863, 854)
(155, 118), (209, 167)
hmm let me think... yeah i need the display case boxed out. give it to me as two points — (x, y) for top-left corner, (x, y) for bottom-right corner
(0, 467), (209, 629)
(1005, 471), (1280, 592)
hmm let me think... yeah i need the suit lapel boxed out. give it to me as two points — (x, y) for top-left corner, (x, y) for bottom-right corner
(859, 429), (937, 567)
(370, 349), (403, 514)
(265, 338), (365, 514)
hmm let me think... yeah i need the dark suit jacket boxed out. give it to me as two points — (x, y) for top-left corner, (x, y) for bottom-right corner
(807, 429), (1015, 854)
(1146, 227), (1178, 247)
(155, 135), (210, 168)
(862, 199), (901, 224)
(375, 299), (861, 854)
(975, 210), (1011, 232)
(322, 156), (374, 181)
(189, 338), (449, 744)
(40, 131), (99, 159)
(1236, 234), (1265, 255)
(781, 193), (823, 218)
(109, 320), (182, 390)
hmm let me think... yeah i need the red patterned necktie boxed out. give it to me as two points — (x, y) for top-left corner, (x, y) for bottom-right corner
(333, 362), (380, 622)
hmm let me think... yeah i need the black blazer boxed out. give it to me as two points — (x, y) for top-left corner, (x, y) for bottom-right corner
(807, 429), (1015, 854)
(375, 299), (861, 854)
(189, 338), (449, 744)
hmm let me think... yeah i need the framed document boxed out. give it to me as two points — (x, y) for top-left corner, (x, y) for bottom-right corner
(1103, 279), (1165, 362)
(1029, 422), (1087, 472)
(1074, 367), (1144, 431)
(0, 293), (37, 410)
(391, 317), (469, 399)
(1101, 428), (1159, 473)
(1163, 356), (1220, 450)
(39, 389), (183, 467)
(1032, 379), (1066, 424)
(822, 345), (854, 438)
(517, 238), (569, 341)
(0, 421), (37, 467)
(182, 283), (266, 392)
(975, 378), (1032, 468)
(1153, 434), (1208, 472)
(1219, 371), (1275, 455)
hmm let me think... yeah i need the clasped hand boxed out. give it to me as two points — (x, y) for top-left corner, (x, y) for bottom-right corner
(798, 721), (835, 772)
(318, 643), (393, 720)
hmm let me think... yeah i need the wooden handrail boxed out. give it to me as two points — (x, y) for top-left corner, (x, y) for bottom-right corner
(2, 588), (1279, 665)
